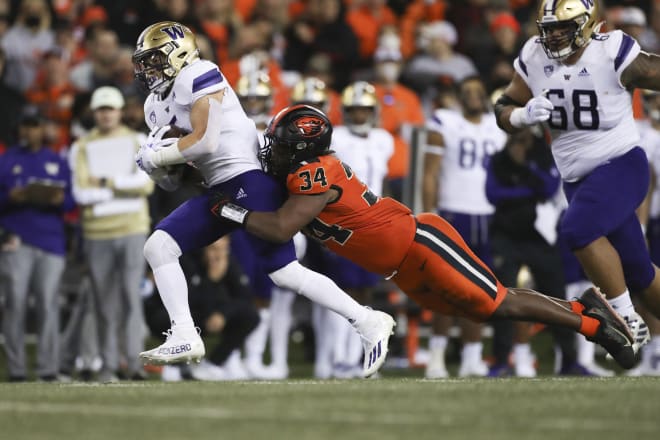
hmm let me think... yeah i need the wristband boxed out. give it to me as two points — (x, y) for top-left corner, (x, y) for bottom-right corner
(221, 203), (251, 225)
(153, 141), (186, 167)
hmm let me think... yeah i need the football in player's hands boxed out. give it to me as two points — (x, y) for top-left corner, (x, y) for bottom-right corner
(162, 125), (189, 139)
(159, 126), (188, 178)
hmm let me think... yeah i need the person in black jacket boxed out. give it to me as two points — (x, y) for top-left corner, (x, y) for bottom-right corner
(486, 128), (587, 376)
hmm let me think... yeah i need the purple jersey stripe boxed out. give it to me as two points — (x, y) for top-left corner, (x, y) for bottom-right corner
(614, 33), (635, 71)
(192, 69), (223, 93)
(517, 57), (528, 76)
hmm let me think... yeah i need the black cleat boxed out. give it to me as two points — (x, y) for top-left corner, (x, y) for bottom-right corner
(578, 287), (638, 369)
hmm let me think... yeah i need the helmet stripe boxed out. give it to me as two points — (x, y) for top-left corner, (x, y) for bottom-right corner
(543, 0), (557, 17)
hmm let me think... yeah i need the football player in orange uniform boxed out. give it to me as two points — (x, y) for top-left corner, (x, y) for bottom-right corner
(211, 104), (639, 370)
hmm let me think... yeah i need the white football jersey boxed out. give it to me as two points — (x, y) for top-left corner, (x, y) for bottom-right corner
(638, 120), (660, 218)
(514, 30), (641, 182)
(330, 126), (394, 197)
(426, 109), (507, 215)
(144, 59), (261, 186)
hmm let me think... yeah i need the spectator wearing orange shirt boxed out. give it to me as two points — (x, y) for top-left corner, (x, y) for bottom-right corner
(399, 0), (447, 59)
(345, 0), (398, 64)
(196, 0), (245, 66)
(372, 34), (425, 200)
(25, 48), (76, 151)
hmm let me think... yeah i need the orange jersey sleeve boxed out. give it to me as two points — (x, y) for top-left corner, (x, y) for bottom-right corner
(287, 155), (416, 275)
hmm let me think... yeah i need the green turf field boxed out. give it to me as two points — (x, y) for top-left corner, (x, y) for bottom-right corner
(1, 377), (658, 440)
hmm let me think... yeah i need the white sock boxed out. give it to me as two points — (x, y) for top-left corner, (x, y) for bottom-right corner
(513, 343), (532, 360)
(607, 290), (635, 317)
(269, 287), (295, 368)
(429, 335), (448, 352)
(461, 342), (483, 365)
(245, 308), (270, 366)
(312, 304), (333, 378)
(152, 262), (193, 328)
(224, 350), (242, 369)
(333, 316), (353, 366)
(270, 261), (369, 324)
(576, 333), (596, 365)
(346, 325), (364, 367)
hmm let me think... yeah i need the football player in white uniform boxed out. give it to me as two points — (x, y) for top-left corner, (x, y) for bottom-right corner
(132, 22), (395, 378)
(234, 71), (302, 379)
(628, 90), (660, 375)
(494, 0), (660, 355)
(423, 75), (506, 378)
(311, 81), (394, 378)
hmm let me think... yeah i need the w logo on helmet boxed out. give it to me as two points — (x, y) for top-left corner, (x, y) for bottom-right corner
(294, 116), (325, 137)
(580, 0), (594, 8)
(162, 25), (185, 40)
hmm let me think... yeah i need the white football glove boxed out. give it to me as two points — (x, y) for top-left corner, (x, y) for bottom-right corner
(510, 95), (554, 128)
(135, 137), (178, 174)
(145, 125), (172, 147)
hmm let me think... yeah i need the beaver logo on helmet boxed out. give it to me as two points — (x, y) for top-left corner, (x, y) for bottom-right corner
(294, 116), (326, 137)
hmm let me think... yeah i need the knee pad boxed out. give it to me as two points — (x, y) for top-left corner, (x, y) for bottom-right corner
(143, 229), (182, 269)
(268, 261), (311, 293)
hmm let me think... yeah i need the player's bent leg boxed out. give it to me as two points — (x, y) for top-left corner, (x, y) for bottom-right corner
(140, 230), (204, 365)
(269, 261), (395, 377)
(491, 287), (638, 369)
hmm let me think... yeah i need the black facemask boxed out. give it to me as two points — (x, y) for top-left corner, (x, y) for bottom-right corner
(25, 15), (41, 28)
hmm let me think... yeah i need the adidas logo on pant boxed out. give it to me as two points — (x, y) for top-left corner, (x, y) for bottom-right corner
(158, 344), (192, 355)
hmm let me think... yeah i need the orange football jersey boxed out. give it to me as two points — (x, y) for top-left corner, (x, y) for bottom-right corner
(286, 155), (416, 276)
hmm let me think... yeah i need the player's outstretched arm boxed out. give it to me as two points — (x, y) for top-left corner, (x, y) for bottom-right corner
(621, 51), (660, 91)
(211, 191), (334, 242)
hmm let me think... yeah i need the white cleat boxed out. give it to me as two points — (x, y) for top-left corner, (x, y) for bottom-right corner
(514, 353), (537, 378)
(458, 360), (489, 378)
(140, 326), (205, 365)
(425, 350), (449, 379)
(353, 309), (396, 378)
(624, 312), (650, 354)
(190, 360), (229, 381)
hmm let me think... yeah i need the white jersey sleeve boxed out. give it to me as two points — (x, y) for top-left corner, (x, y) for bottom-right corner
(514, 31), (642, 182)
(172, 60), (225, 107)
(425, 109), (457, 156)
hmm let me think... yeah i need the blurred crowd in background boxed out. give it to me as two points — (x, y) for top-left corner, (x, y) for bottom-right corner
(0, 0), (659, 382)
